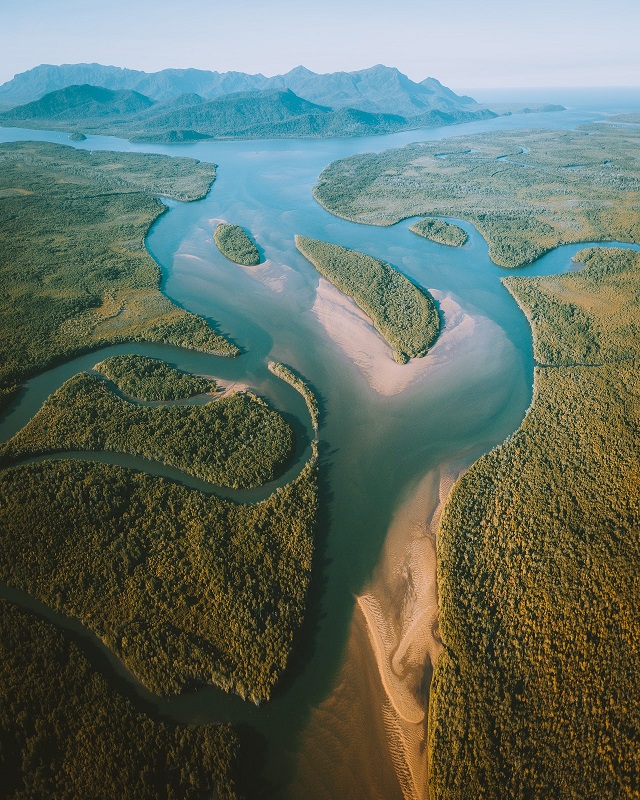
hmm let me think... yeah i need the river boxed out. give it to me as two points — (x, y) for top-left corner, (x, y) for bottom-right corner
(1, 99), (637, 797)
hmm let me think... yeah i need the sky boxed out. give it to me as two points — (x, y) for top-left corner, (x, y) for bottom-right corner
(0, 0), (639, 90)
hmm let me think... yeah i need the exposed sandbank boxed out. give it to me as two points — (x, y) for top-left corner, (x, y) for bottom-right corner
(213, 379), (250, 399)
(309, 278), (498, 396)
(208, 218), (296, 292)
(293, 461), (469, 800)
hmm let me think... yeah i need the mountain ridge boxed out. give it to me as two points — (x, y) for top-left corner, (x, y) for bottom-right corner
(0, 82), (497, 142)
(0, 62), (479, 118)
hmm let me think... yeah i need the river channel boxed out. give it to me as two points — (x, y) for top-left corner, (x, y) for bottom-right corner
(1, 101), (636, 797)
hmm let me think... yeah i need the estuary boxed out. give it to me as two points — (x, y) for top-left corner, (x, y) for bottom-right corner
(1, 98), (637, 797)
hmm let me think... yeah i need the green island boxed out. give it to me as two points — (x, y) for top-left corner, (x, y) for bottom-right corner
(295, 235), (440, 363)
(214, 223), (261, 266)
(313, 126), (640, 267)
(0, 453), (317, 702)
(268, 361), (320, 435)
(429, 246), (640, 799)
(0, 79), (496, 144)
(1, 371), (293, 489)
(94, 354), (216, 400)
(409, 217), (468, 247)
(0, 140), (237, 412)
(0, 599), (240, 800)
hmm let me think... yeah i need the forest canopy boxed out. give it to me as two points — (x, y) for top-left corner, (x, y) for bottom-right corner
(93, 354), (216, 401)
(313, 126), (640, 268)
(2, 371), (294, 489)
(214, 223), (261, 266)
(295, 235), (440, 363)
(429, 247), (640, 800)
(0, 140), (234, 411)
(0, 599), (241, 800)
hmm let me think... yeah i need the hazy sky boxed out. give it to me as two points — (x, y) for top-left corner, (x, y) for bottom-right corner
(1, 0), (639, 89)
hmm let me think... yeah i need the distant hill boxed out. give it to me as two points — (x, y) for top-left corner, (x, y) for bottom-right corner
(0, 84), (154, 122)
(134, 89), (333, 135)
(0, 82), (496, 142)
(266, 65), (477, 117)
(0, 62), (481, 118)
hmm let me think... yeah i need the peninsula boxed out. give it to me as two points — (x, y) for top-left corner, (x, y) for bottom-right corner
(0, 139), (321, 794)
(430, 246), (640, 798)
(313, 126), (640, 267)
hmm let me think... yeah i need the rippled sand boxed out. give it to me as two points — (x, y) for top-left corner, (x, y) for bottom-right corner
(293, 463), (465, 800)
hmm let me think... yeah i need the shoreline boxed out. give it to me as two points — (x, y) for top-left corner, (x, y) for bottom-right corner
(310, 277), (495, 396)
(293, 460), (469, 800)
(205, 218), (291, 291)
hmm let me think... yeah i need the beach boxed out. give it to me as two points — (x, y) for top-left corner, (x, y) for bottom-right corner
(293, 460), (469, 799)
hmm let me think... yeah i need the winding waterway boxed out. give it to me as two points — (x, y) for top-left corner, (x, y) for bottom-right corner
(1, 101), (639, 797)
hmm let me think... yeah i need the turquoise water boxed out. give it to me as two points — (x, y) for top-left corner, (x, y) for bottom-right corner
(1, 107), (638, 795)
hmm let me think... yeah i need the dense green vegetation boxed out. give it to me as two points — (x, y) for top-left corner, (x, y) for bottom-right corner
(608, 113), (640, 124)
(409, 217), (468, 247)
(504, 246), (640, 365)
(94, 354), (215, 400)
(0, 137), (321, 791)
(0, 140), (235, 411)
(214, 223), (261, 266)
(295, 235), (440, 362)
(2, 372), (293, 489)
(429, 247), (640, 799)
(0, 599), (240, 799)
(313, 126), (640, 267)
(0, 453), (317, 702)
(0, 80), (496, 143)
(268, 361), (320, 435)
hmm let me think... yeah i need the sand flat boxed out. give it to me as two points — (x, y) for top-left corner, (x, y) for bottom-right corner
(293, 461), (470, 800)
(309, 278), (494, 396)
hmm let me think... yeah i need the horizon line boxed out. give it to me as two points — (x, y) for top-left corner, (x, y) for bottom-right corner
(1, 63), (639, 93)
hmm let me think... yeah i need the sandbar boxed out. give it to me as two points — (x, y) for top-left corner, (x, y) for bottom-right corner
(293, 461), (469, 800)
(310, 278), (499, 396)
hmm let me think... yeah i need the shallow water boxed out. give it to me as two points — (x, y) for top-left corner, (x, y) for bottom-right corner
(1, 107), (639, 796)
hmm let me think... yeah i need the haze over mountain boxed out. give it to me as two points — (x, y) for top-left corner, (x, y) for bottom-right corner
(0, 84), (155, 122)
(0, 63), (505, 141)
(0, 62), (479, 118)
(0, 85), (497, 142)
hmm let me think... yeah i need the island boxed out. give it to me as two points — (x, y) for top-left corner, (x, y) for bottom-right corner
(313, 126), (640, 267)
(214, 222), (261, 266)
(1, 371), (294, 489)
(295, 235), (440, 363)
(409, 217), (468, 247)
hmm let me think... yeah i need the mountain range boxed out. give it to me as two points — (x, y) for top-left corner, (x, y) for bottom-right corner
(0, 63), (479, 117)
(0, 86), (498, 142)
(0, 63), (503, 142)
